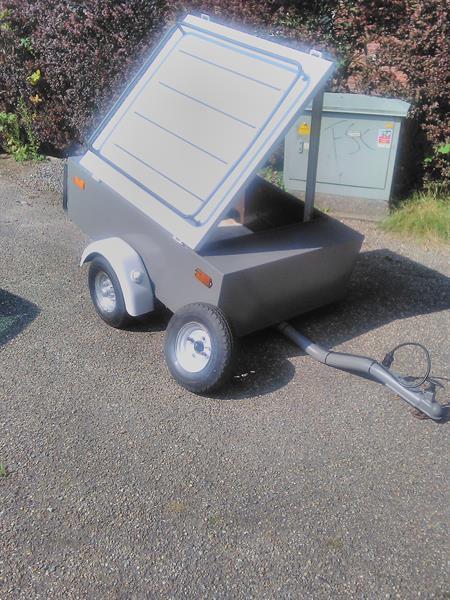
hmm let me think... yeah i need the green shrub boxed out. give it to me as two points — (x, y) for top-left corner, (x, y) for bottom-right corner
(260, 166), (285, 190)
(0, 0), (168, 151)
(0, 97), (43, 160)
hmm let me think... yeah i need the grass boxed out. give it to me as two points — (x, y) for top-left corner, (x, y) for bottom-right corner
(381, 192), (450, 243)
(0, 463), (8, 477)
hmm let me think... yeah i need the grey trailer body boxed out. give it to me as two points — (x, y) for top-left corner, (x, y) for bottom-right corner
(66, 14), (363, 339)
(67, 157), (363, 336)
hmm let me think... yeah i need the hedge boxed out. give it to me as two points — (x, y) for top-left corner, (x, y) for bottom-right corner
(0, 1), (168, 152)
(0, 0), (448, 190)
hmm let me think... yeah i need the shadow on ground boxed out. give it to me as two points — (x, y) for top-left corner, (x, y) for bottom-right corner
(0, 289), (39, 348)
(291, 249), (450, 344)
(215, 249), (450, 401)
(124, 304), (171, 334)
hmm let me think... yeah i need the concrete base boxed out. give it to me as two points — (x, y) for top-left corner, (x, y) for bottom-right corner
(287, 189), (389, 222)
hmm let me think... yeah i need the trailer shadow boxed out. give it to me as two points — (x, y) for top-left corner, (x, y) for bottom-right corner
(214, 330), (297, 400)
(215, 249), (449, 403)
(289, 249), (450, 347)
(124, 304), (171, 333)
(0, 289), (39, 348)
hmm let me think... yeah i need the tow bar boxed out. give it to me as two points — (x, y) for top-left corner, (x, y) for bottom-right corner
(278, 322), (445, 421)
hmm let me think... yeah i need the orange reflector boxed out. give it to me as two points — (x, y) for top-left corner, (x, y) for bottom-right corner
(73, 176), (85, 190)
(195, 268), (212, 288)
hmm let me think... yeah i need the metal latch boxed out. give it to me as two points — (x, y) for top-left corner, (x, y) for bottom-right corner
(309, 49), (323, 58)
(200, 13), (210, 21)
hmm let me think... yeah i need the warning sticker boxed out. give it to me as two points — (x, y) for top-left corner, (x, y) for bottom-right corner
(297, 122), (310, 136)
(377, 128), (393, 148)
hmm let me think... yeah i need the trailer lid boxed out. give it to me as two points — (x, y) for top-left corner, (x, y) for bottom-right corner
(80, 15), (334, 250)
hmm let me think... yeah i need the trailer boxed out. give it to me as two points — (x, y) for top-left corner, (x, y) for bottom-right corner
(64, 15), (444, 420)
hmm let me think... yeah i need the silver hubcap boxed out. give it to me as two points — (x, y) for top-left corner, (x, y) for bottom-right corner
(94, 271), (117, 313)
(175, 322), (212, 373)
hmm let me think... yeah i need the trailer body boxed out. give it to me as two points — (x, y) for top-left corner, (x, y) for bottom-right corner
(67, 156), (362, 335)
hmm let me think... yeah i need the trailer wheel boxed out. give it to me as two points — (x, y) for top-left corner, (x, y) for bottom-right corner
(164, 303), (234, 394)
(88, 256), (132, 329)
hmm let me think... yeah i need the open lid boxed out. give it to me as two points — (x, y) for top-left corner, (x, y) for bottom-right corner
(80, 14), (334, 250)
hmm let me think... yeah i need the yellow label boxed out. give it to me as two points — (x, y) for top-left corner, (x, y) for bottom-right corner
(385, 122), (394, 129)
(297, 122), (310, 136)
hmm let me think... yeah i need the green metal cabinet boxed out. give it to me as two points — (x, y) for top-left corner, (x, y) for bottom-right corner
(284, 93), (410, 212)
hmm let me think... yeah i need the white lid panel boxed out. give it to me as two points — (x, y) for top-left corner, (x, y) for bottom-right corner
(81, 15), (334, 249)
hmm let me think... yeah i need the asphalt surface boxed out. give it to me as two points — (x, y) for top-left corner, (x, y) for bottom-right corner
(0, 158), (449, 599)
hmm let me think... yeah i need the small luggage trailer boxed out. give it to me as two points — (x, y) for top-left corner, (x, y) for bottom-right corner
(64, 15), (444, 420)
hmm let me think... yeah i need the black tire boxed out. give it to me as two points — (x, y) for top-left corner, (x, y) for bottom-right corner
(164, 303), (234, 394)
(88, 256), (132, 329)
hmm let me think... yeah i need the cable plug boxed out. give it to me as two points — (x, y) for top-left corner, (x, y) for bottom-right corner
(382, 351), (394, 369)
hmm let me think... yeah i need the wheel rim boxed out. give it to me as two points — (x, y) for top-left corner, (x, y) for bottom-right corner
(94, 271), (117, 313)
(175, 321), (212, 373)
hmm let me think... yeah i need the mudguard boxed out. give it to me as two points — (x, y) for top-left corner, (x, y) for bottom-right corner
(80, 237), (154, 316)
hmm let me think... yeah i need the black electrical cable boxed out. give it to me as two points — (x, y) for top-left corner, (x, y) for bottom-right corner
(382, 342), (432, 389)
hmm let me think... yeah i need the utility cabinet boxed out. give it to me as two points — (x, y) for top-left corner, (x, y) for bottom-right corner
(284, 93), (410, 216)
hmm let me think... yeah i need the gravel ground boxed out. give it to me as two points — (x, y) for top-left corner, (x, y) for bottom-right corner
(18, 156), (67, 196)
(0, 156), (449, 599)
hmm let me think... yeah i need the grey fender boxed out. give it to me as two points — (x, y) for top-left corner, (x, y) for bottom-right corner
(80, 237), (154, 316)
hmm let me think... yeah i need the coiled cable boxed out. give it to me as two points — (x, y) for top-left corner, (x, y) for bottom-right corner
(382, 342), (432, 389)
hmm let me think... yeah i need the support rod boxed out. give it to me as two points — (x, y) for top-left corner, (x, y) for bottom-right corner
(277, 322), (444, 421)
(303, 88), (324, 222)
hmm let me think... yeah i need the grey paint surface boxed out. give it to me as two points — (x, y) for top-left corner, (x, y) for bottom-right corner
(284, 92), (410, 202)
(67, 158), (362, 335)
(206, 219), (362, 335)
(67, 159), (224, 313)
(303, 89), (324, 221)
